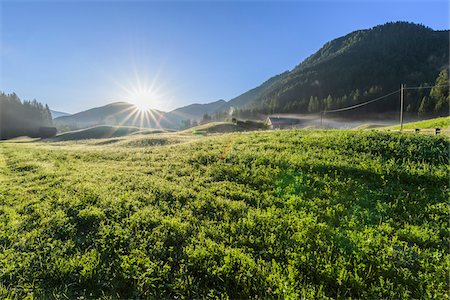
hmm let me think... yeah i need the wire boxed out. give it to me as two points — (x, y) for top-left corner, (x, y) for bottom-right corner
(405, 84), (450, 90)
(319, 83), (448, 114)
(322, 89), (400, 114)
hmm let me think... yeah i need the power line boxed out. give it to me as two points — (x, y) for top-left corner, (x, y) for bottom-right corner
(400, 84), (405, 131)
(405, 84), (450, 90)
(320, 83), (449, 114)
(321, 89), (400, 114)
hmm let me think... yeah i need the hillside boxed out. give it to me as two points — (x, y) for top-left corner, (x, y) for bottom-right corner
(227, 22), (449, 116)
(54, 101), (230, 131)
(169, 99), (227, 118)
(50, 110), (71, 119)
(164, 99), (228, 126)
(384, 116), (450, 130)
(0, 130), (448, 298)
(226, 71), (289, 109)
(54, 102), (165, 131)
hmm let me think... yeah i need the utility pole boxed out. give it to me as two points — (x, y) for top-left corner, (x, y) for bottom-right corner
(400, 84), (404, 132)
(320, 111), (323, 128)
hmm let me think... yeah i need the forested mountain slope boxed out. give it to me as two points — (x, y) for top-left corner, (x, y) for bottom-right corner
(229, 22), (449, 116)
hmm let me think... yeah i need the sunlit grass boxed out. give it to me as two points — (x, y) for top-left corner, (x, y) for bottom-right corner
(0, 130), (448, 299)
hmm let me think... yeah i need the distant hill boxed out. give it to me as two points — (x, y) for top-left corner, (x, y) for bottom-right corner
(50, 110), (71, 119)
(171, 99), (227, 117)
(227, 22), (449, 116)
(164, 99), (227, 126)
(55, 100), (231, 131)
(54, 102), (166, 131)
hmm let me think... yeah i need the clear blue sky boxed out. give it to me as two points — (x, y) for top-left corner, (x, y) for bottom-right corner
(1, 0), (448, 113)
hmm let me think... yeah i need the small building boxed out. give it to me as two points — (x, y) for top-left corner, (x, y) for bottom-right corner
(265, 116), (303, 129)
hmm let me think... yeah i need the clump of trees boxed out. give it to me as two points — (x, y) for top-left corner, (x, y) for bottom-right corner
(180, 113), (215, 130)
(200, 113), (212, 125)
(0, 92), (55, 139)
(418, 69), (449, 116)
(180, 119), (199, 130)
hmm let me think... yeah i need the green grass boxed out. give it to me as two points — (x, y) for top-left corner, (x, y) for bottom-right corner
(0, 130), (448, 299)
(384, 116), (450, 130)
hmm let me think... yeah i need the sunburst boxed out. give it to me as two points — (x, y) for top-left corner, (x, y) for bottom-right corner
(108, 58), (179, 129)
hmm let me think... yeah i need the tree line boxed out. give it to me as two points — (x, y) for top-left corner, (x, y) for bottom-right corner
(0, 92), (55, 139)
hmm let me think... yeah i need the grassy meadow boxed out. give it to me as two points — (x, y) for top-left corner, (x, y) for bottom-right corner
(0, 129), (449, 299)
(384, 116), (450, 133)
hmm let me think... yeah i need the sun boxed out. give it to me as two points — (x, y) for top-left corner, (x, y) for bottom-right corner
(120, 76), (170, 112)
(112, 61), (173, 112)
(129, 89), (155, 111)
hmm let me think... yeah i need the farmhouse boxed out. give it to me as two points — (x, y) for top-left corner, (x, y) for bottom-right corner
(265, 116), (304, 129)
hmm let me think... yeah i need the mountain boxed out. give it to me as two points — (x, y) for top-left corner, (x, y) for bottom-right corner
(170, 99), (227, 118)
(54, 100), (230, 131)
(227, 72), (289, 109)
(227, 22), (449, 116)
(54, 102), (165, 131)
(164, 99), (227, 126)
(50, 110), (71, 119)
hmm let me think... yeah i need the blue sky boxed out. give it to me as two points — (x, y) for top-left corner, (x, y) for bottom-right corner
(1, 0), (448, 113)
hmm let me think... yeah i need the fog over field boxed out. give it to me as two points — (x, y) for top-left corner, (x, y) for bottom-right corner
(267, 113), (400, 129)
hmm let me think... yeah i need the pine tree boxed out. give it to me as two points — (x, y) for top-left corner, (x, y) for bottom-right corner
(44, 104), (53, 126)
(418, 96), (431, 116)
(308, 96), (320, 113)
(325, 95), (333, 110)
(352, 89), (360, 104)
